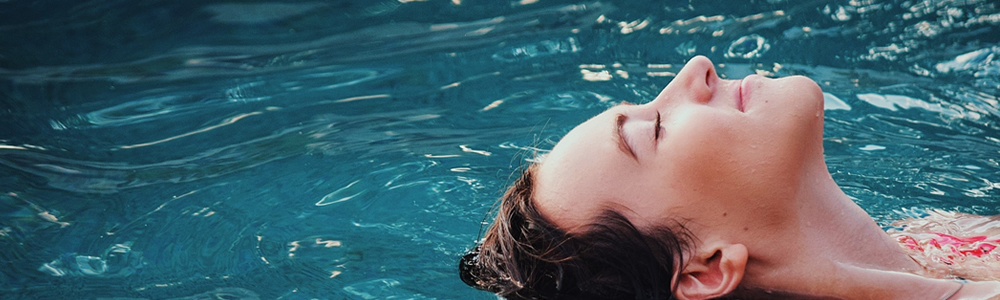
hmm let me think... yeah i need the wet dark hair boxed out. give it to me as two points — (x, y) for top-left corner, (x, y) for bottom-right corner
(459, 167), (693, 300)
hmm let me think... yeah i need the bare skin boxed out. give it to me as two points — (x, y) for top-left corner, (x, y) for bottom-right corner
(532, 56), (1000, 299)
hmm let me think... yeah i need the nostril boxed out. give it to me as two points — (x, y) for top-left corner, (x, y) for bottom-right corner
(705, 65), (717, 90)
(705, 69), (713, 88)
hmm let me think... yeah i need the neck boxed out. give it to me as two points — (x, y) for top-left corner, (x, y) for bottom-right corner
(739, 161), (963, 299)
(738, 267), (967, 300)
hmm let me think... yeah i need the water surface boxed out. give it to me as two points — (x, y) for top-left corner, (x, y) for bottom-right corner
(1, 0), (999, 298)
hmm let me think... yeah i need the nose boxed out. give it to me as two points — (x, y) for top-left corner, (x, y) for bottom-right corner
(650, 55), (717, 105)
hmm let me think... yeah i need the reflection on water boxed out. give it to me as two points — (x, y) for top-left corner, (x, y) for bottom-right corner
(1, 0), (999, 299)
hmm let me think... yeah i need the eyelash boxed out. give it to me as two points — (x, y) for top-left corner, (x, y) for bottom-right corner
(654, 111), (662, 140)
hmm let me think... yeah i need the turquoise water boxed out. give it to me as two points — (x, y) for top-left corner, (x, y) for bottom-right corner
(1, 0), (999, 298)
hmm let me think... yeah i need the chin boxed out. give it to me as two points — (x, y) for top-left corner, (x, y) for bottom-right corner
(786, 75), (828, 164)
(754, 75), (827, 169)
(788, 75), (825, 112)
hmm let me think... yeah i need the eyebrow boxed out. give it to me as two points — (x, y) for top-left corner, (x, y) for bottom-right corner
(613, 102), (638, 161)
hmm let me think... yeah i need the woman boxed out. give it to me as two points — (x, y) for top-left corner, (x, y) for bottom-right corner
(459, 56), (1000, 299)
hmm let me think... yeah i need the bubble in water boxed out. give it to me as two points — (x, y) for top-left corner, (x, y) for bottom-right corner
(725, 34), (770, 59)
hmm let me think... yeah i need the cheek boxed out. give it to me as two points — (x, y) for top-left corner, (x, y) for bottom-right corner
(655, 113), (805, 202)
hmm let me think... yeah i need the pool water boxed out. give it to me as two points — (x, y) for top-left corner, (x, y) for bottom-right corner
(1, 0), (999, 298)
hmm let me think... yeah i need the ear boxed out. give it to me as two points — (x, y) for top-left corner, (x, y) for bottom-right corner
(674, 244), (748, 300)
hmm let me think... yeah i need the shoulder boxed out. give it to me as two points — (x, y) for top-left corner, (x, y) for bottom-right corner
(888, 209), (1000, 281)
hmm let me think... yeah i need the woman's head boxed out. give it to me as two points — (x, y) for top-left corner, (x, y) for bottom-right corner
(460, 167), (693, 299)
(462, 56), (826, 299)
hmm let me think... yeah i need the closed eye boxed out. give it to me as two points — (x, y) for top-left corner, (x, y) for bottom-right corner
(615, 113), (638, 161)
(654, 111), (662, 140)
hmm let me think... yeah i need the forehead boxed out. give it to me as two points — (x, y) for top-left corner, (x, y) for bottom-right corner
(533, 106), (640, 229)
(542, 101), (634, 165)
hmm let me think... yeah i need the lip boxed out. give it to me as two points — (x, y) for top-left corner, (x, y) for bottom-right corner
(738, 75), (753, 112)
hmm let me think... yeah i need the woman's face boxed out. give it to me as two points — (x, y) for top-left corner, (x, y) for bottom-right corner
(534, 56), (826, 236)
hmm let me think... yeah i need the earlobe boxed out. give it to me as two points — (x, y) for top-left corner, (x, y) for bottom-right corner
(674, 244), (748, 300)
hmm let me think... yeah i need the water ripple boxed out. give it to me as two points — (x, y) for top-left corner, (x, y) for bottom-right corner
(48, 67), (397, 131)
(658, 10), (789, 38)
(0, 2), (610, 84)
